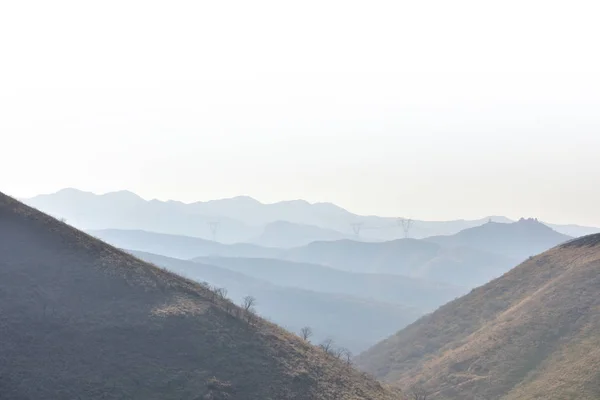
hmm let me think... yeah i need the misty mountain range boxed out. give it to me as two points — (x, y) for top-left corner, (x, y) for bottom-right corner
(86, 218), (573, 352)
(89, 218), (570, 287)
(132, 250), (426, 353)
(5, 189), (597, 399)
(20, 188), (584, 353)
(24, 188), (600, 246)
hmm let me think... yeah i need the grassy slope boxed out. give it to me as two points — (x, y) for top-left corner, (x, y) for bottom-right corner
(355, 235), (600, 400)
(0, 192), (402, 400)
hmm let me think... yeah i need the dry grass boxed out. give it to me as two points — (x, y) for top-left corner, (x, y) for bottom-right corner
(356, 234), (600, 400)
(0, 191), (403, 400)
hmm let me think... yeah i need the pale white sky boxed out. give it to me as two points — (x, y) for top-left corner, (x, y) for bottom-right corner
(1, 0), (600, 225)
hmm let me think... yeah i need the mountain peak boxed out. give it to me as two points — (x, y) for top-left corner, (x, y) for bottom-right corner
(276, 199), (311, 206)
(426, 218), (571, 261)
(484, 215), (513, 223)
(514, 217), (562, 232)
(516, 216), (541, 224)
(98, 190), (145, 205)
(201, 195), (262, 206)
(41, 187), (94, 199)
(56, 187), (87, 195)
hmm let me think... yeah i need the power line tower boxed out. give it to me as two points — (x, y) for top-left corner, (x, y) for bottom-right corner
(397, 218), (413, 238)
(207, 221), (220, 242)
(350, 222), (364, 237)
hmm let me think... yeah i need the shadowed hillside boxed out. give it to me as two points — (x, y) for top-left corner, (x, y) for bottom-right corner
(355, 234), (600, 400)
(0, 192), (402, 400)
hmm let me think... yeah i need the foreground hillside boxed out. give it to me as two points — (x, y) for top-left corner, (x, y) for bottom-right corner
(356, 234), (600, 400)
(0, 192), (401, 400)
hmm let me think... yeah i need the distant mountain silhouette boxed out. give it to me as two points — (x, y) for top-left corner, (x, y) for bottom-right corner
(131, 250), (422, 353)
(250, 220), (351, 248)
(282, 238), (442, 273)
(545, 222), (600, 237)
(355, 233), (600, 400)
(91, 228), (466, 311)
(89, 220), (570, 289)
(88, 229), (281, 259)
(281, 239), (518, 287)
(281, 220), (572, 287)
(89, 228), (513, 287)
(425, 218), (572, 260)
(192, 256), (466, 311)
(26, 188), (543, 243)
(26, 188), (260, 243)
(0, 191), (402, 400)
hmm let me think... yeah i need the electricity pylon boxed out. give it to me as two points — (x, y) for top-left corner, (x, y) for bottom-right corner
(397, 217), (413, 238)
(208, 221), (220, 242)
(351, 222), (364, 237)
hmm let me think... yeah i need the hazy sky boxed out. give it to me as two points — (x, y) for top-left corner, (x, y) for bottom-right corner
(2, 0), (600, 225)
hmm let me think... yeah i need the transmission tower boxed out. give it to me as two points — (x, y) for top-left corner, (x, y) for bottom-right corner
(397, 218), (413, 238)
(350, 222), (364, 237)
(208, 221), (220, 242)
